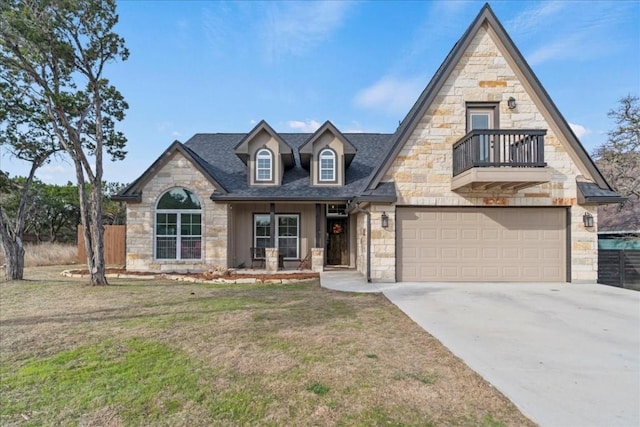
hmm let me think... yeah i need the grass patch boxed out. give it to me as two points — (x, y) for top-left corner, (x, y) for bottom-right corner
(307, 382), (330, 395)
(0, 265), (535, 426)
(1, 338), (208, 425)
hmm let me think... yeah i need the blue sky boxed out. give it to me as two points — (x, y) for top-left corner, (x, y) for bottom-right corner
(2, 0), (639, 185)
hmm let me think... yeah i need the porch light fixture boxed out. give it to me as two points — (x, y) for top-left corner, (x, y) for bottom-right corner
(381, 212), (389, 228)
(507, 97), (517, 110)
(583, 212), (594, 228)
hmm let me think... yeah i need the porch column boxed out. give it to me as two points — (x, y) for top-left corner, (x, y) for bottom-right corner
(315, 203), (322, 247)
(311, 248), (324, 272)
(265, 248), (279, 272)
(269, 203), (276, 248)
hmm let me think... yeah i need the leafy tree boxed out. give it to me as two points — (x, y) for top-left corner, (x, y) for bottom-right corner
(0, 69), (61, 280)
(595, 95), (640, 231)
(102, 181), (126, 225)
(1, 0), (129, 284)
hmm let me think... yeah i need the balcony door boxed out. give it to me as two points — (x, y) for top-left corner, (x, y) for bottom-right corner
(468, 107), (495, 163)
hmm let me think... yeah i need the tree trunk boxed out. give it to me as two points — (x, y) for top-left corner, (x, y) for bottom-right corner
(0, 209), (25, 281)
(73, 163), (108, 285)
(89, 184), (107, 285)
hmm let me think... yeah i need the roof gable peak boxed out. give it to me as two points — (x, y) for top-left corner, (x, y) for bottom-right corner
(234, 119), (294, 167)
(365, 2), (613, 193)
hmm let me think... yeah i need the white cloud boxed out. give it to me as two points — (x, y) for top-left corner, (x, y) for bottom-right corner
(287, 120), (321, 132)
(569, 122), (591, 139)
(510, 2), (632, 65)
(353, 76), (423, 115)
(264, 1), (353, 59)
(506, 2), (567, 38)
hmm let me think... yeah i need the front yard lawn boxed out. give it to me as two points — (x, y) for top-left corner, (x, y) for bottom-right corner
(0, 266), (534, 426)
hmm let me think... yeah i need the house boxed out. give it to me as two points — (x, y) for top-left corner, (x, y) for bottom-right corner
(113, 4), (623, 283)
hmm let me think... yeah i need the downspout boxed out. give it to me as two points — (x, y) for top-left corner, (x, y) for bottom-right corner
(352, 201), (371, 283)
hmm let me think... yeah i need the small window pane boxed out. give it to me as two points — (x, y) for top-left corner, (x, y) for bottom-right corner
(180, 237), (201, 259)
(156, 213), (177, 235)
(470, 114), (490, 129)
(180, 213), (201, 235)
(156, 237), (177, 259)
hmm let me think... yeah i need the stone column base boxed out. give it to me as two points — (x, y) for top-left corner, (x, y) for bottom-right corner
(311, 248), (324, 272)
(265, 248), (279, 272)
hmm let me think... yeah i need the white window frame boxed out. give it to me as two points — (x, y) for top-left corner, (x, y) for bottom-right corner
(155, 189), (202, 260)
(253, 214), (300, 260)
(318, 148), (336, 182)
(255, 148), (273, 182)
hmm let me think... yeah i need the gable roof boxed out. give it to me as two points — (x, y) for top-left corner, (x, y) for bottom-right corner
(234, 120), (295, 169)
(365, 2), (615, 195)
(298, 121), (357, 169)
(112, 140), (228, 202)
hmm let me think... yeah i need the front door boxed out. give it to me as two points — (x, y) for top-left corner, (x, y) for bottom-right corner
(326, 218), (348, 265)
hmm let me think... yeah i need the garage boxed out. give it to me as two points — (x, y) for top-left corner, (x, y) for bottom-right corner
(397, 207), (567, 282)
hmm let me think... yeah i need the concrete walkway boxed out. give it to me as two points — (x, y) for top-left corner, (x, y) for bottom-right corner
(320, 270), (382, 293)
(320, 272), (640, 427)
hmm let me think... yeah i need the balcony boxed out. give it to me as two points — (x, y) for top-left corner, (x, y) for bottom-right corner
(451, 129), (551, 191)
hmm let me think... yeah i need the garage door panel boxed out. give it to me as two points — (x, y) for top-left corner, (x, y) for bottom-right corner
(397, 207), (566, 282)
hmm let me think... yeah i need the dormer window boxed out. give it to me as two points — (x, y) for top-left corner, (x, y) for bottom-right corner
(255, 148), (273, 182)
(319, 149), (336, 182)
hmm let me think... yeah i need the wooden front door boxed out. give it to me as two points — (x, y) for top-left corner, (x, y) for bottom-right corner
(326, 218), (348, 265)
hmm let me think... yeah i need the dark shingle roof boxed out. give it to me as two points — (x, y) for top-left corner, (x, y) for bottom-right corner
(184, 132), (395, 201)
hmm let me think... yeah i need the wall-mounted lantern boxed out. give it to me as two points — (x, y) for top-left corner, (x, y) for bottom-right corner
(381, 212), (389, 228)
(507, 97), (517, 110)
(583, 212), (594, 228)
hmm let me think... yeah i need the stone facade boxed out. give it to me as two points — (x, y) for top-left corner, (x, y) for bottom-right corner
(125, 151), (228, 272)
(372, 25), (599, 282)
(355, 211), (367, 278)
(369, 205), (396, 282)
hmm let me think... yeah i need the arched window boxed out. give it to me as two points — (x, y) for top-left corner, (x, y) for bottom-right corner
(319, 149), (336, 182)
(255, 148), (273, 182)
(155, 188), (202, 260)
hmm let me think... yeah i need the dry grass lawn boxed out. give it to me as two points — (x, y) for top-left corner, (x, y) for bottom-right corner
(0, 266), (535, 427)
(0, 242), (78, 268)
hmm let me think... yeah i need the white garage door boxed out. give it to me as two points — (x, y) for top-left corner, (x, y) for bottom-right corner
(397, 207), (566, 282)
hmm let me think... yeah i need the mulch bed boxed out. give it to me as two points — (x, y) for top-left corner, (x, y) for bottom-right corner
(66, 268), (320, 281)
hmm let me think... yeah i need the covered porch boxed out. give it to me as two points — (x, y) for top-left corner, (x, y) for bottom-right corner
(226, 201), (357, 272)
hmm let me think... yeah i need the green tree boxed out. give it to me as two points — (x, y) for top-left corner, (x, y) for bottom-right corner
(0, 70), (61, 280)
(102, 181), (126, 225)
(1, 0), (129, 284)
(595, 95), (640, 231)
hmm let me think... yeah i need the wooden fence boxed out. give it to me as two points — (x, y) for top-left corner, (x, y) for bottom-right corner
(77, 225), (126, 266)
(598, 249), (640, 290)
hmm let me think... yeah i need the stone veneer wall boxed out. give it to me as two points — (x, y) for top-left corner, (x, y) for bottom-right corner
(369, 206), (396, 282)
(355, 212), (367, 278)
(376, 24), (598, 283)
(126, 151), (228, 272)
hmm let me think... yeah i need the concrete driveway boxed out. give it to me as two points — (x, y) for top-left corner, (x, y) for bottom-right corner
(380, 282), (640, 427)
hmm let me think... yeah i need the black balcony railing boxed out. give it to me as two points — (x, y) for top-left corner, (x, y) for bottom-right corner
(452, 129), (547, 176)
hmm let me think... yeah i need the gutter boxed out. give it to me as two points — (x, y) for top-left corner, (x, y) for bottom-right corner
(350, 201), (371, 283)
